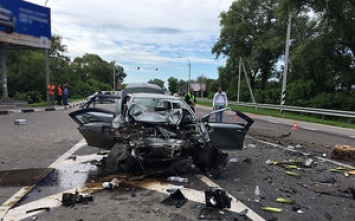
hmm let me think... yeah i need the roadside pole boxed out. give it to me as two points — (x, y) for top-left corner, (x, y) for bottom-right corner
(45, 49), (50, 103)
(1, 45), (8, 100)
(281, 2), (292, 107)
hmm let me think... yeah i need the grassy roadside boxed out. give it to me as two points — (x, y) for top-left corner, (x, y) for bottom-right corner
(198, 100), (355, 130)
(28, 98), (84, 107)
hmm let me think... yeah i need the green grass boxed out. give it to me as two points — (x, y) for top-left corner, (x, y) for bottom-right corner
(198, 100), (355, 129)
(28, 98), (84, 107)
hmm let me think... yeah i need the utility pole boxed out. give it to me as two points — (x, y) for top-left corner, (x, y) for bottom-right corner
(242, 60), (256, 103)
(112, 60), (115, 91)
(281, 2), (292, 106)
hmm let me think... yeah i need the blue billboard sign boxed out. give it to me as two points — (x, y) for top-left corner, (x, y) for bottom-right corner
(0, 0), (50, 45)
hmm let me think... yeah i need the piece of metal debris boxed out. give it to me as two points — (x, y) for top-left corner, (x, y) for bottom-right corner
(167, 176), (188, 183)
(243, 158), (252, 164)
(205, 187), (231, 209)
(228, 157), (238, 163)
(14, 118), (27, 125)
(161, 189), (188, 208)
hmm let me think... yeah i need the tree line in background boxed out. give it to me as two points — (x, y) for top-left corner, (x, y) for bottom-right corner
(1, 0), (354, 111)
(212, 0), (355, 110)
(0, 35), (127, 103)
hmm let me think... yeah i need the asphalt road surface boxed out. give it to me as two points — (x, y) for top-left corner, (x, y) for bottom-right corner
(0, 103), (354, 221)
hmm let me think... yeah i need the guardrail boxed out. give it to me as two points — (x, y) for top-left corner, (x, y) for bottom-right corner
(197, 98), (355, 121)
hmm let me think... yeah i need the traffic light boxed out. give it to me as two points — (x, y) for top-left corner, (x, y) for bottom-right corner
(155, 68), (158, 71)
(137, 67), (140, 70)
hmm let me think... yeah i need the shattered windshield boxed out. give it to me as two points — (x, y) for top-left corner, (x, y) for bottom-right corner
(126, 97), (196, 125)
(131, 97), (187, 111)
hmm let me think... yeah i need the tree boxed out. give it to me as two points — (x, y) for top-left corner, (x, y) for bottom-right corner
(167, 77), (178, 94)
(114, 64), (127, 86)
(148, 79), (164, 88)
(212, 0), (286, 91)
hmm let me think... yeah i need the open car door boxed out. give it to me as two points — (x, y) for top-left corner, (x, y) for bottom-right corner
(201, 108), (254, 150)
(69, 108), (116, 150)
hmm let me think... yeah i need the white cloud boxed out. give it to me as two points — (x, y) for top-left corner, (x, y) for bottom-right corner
(26, 0), (231, 84)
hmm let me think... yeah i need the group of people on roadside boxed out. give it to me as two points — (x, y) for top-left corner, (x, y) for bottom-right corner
(47, 83), (69, 106)
(185, 86), (228, 122)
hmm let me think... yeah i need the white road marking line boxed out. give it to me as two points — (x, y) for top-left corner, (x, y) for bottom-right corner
(0, 139), (86, 220)
(350, 136), (355, 139)
(3, 138), (266, 220)
(197, 175), (265, 221)
(302, 127), (318, 131)
(4, 185), (103, 221)
(49, 139), (87, 168)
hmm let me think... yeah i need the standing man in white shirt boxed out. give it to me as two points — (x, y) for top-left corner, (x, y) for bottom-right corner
(212, 86), (228, 122)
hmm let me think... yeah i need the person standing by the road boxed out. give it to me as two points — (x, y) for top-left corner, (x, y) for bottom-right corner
(47, 83), (55, 105)
(185, 87), (196, 112)
(56, 84), (63, 105)
(63, 84), (69, 106)
(212, 86), (228, 122)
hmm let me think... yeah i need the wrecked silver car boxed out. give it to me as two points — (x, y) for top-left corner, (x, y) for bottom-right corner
(69, 84), (253, 176)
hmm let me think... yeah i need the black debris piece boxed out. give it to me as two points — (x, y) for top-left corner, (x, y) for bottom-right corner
(26, 207), (50, 214)
(161, 189), (188, 208)
(198, 207), (224, 220)
(324, 212), (333, 221)
(198, 207), (246, 220)
(205, 187), (231, 209)
(62, 192), (93, 207)
(130, 187), (136, 197)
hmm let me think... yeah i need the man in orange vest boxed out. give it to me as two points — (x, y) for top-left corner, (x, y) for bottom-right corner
(47, 83), (55, 105)
(56, 84), (63, 105)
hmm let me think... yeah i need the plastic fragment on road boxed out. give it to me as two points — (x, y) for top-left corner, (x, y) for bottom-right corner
(266, 159), (278, 165)
(276, 197), (294, 204)
(284, 165), (298, 169)
(285, 171), (300, 177)
(228, 157), (238, 163)
(261, 207), (282, 213)
(167, 176), (188, 183)
(14, 118), (27, 125)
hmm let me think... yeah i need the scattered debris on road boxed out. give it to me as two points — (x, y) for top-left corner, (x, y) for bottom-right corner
(161, 189), (187, 208)
(61, 191), (93, 207)
(331, 144), (355, 161)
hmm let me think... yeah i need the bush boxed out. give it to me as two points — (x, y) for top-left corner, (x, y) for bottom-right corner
(13, 91), (44, 104)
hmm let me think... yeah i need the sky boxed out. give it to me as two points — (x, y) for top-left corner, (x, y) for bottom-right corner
(25, 0), (233, 87)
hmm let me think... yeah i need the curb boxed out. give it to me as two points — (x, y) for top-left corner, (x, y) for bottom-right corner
(0, 102), (84, 115)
